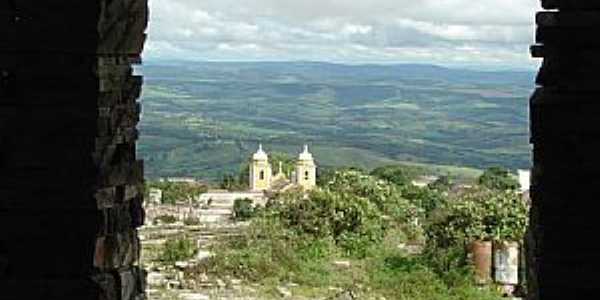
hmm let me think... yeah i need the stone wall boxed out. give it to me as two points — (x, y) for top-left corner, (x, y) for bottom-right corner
(529, 0), (599, 299)
(0, 1), (148, 299)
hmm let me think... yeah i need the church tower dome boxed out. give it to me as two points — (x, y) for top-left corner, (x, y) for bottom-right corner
(298, 144), (314, 161)
(253, 143), (269, 161)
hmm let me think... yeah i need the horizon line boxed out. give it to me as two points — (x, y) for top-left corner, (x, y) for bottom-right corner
(141, 58), (538, 72)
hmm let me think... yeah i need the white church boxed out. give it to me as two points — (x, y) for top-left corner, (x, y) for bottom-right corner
(249, 144), (317, 192)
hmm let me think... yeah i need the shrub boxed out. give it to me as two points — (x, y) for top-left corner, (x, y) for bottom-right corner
(183, 216), (200, 226)
(271, 170), (425, 257)
(233, 198), (255, 221)
(204, 170), (505, 299)
(426, 187), (529, 248)
(370, 165), (424, 187)
(478, 167), (519, 191)
(160, 237), (196, 264)
(278, 188), (384, 257)
(154, 214), (177, 225)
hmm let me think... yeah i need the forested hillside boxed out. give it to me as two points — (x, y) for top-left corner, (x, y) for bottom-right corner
(138, 61), (534, 181)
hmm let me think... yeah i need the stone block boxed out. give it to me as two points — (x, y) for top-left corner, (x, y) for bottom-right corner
(93, 231), (139, 270)
(97, 160), (144, 187)
(0, 279), (102, 300)
(536, 55), (600, 89)
(537, 11), (600, 28)
(120, 270), (136, 300)
(536, 27), (600, 46)
(93, 272), (119, 300)
(542, 0), (600, 10)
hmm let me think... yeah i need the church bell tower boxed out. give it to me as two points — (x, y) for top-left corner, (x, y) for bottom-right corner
(295, 145), (317, 190)
(249, 144), (272, 191)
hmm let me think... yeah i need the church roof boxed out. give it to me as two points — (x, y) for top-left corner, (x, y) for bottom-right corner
(253, 144), (268, 161)
(298, 145), (314, 161)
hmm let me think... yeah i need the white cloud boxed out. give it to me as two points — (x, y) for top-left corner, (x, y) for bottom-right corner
(341, 24), (373, 36)
(145, 0), (542, 68)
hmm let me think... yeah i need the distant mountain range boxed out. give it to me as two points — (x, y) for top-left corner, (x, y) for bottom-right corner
(138, 61), (535, 181)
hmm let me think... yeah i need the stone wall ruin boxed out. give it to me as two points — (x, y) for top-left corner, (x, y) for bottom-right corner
(0, 1), (148, 299)
(529, 0), (600, 299)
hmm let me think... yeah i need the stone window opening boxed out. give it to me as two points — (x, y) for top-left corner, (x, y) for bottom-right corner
(2, 1), (597, 299)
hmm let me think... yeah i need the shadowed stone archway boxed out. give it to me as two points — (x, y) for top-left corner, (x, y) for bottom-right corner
(1, 1), (148, 299)
(528, 0), (600, 299)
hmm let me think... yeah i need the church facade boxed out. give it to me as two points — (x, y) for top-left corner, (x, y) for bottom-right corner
(249, 144), (317, 191)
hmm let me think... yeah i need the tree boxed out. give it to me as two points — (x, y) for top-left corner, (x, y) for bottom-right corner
(275, 169), (420, 257)
(478, 167), (519, 191)
(426, 187), (529, 248)
(220, 173), (238, 190)
(370, 165), (425, 187)
(269, 152), (296, 176)
(428, 176), (452, 192)
(238, 161), (250, 188)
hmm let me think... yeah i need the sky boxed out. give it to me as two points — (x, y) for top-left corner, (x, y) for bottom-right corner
(145, 0), (542, 69)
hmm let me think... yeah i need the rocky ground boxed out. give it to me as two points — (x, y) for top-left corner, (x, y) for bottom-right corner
(141, 195), (257, 300)
(140, 196), (424, 300)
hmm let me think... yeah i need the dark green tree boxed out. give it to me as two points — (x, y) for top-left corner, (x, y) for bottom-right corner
(428, 176), (452, 192)
(370, 165), (423, 187)
(269, 152), (296, 175)
(220, 173), (238, 190)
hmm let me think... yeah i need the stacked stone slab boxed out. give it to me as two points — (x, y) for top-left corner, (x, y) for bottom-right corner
(529, 0), (600, 299)
(0, 1), (148, 300)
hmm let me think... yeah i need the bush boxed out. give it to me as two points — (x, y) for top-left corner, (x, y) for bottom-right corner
(154, 214), (177, 225)
(270, 170), (423, 257)
(278, 189), (384, 257)
(233, 198), (255, 221)
(204, 169), (505, 299)
(478, 167), (519, 191)
(401, 184), (445, 219)
(370, 165), (424, 187)
(183, 216), (200, 226)
(426, 186), (529, 251)
(160, 237), (196, 264)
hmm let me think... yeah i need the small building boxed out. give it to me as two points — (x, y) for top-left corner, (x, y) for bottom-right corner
(161, 177), (197, 183)
(411, 175), (439, 188)
(198, 190), (268, 207)
(518, 169), (531, 193)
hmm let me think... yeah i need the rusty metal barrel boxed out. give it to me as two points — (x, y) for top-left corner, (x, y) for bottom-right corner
(468, 240), (493, 284)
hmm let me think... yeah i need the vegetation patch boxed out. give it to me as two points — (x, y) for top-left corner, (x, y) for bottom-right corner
(160, 237), (197, 264)
(187, 167), (527, 299)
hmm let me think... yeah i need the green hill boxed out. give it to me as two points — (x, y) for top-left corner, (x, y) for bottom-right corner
(138, 61), (533, 181)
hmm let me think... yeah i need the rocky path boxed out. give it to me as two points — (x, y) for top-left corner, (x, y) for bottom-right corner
(141, 197), (261, 300)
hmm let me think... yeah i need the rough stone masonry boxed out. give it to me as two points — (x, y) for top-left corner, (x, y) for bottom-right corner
(0, 1), (148, 299)
(529, 0), (600, 299)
